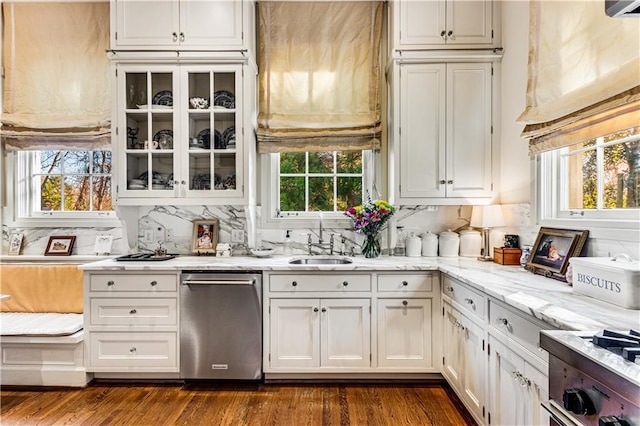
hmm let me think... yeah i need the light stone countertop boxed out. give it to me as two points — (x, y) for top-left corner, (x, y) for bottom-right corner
(80, 255), (640, 332)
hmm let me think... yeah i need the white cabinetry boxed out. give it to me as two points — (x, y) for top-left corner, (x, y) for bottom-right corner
(113, 63), (251, 205)
(392, 61), (493, 204)
(376, 273), (439, 371)
(111, 0), (248, 51)
(487, 300), (551, 426)
(84, 272), (180, 375)
(441, 277), (486, 425)
(389, 0), (497, 51)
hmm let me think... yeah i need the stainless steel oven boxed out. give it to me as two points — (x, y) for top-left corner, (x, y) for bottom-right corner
(540, 329), (640, 426)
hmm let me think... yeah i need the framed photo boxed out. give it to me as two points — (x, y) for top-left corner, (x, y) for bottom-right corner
(526, 227), (589, 280)
(44, 236), (76, 256)
(93, 234), (114, 255)
(8, 233), (24, 255)
(192, 220), (219, 254)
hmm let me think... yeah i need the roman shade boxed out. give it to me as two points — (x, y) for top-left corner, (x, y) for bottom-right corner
(518, 0), (640, 155)
(1, 2), (111, 151)
(257, 1), (383, 153)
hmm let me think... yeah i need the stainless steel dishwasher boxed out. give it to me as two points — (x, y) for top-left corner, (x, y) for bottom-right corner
(180, 271), (262, 380)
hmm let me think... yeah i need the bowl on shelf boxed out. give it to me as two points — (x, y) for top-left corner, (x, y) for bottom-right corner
(250, 248), (276, 258)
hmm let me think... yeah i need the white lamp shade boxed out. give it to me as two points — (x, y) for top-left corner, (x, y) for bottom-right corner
(470, 205), (505, 228)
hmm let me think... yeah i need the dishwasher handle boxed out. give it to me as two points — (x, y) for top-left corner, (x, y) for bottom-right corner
(182, 279), (255, 286)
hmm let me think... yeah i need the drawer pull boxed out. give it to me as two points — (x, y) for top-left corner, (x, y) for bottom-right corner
(150, 280), (158, 287)
(342, 281), (349, 287)
(292, 281), (298, 287)
(402, 281), (408, 286)
(129, 309), (137, 315)
(129, 347), (137, 354)
(107, 280), (115, 287)
(172, 32), (178, 42)
(321, 307), (327, 313)
(464, 298), (474, 305)
(402, 300), (408, 306)
(497, 317), (509, 327)
(446, 286), (454, 292)
(313, 307), (319, 312)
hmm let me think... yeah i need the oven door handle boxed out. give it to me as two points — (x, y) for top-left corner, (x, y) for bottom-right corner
(541, 401), (583, 426)
(182, 279), (255, 286)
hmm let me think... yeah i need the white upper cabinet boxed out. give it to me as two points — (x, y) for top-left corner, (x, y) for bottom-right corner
(389, 0), (497, 52)
(111, 0), (248, 50)
(392, 61), (494, 204)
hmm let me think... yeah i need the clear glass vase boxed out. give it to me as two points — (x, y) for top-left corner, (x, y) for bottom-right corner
(362, 233), (381, 258)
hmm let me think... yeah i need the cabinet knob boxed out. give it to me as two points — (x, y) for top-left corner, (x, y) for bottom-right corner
(313, 307), (319, 312)
(440, 180), (446, 184)
(497, 317), (509, 327)
(447, 30), (453, 37)
(447, 180), (453, 184)
(292, 281), (298, 287)
(440, 30), (446, 38)
(107, 280), (115, 287)
(172, 32), (178, 42)
(179, 32), (185, 42)
(402, 280), (408, 286)
(402, 300), (408, 306)
(321, 307), (327, 313)
(150, 280), (158, 287)
(446, 286), (454, 292)
(129, 309), (137, 315)
(342, 281), (349, 287)
(464, 298), (474, 305)
(129, 347), (137, 354)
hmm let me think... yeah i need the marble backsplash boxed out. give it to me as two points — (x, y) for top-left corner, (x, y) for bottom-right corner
(2, 203), (638, 260)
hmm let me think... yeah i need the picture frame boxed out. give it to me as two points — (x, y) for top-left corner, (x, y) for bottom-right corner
(526, 227), (589, 281)
(44, 236), (76, 256)
(192, 220), (219, 254)
(8, 233), (24, 256)
(93, 234), (114, 255)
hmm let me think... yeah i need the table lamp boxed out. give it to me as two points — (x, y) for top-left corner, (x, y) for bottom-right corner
(470, 205), (505, 261)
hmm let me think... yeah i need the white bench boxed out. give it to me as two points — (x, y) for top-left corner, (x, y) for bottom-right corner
(0, 264), (91, 387)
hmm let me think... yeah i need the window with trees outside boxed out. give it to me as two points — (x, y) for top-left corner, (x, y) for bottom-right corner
(542, 128), (639, 222)
(17, 150), (114, 218)
(277, 150), (366, 215)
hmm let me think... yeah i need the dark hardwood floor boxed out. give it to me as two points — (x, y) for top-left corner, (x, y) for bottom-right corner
(1, 381), (476, 425)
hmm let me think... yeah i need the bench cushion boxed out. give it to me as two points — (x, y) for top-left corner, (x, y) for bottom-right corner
(0, 312), (83, 336)
(0, 265), (83, 313)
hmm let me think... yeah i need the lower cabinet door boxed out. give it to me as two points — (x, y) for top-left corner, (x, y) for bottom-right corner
(269, 299), (320, 369)
(442, 302), (463, 389)
(460, 313), (485, 423)
(321, 299), (371, 368)
(489, 336), (527, 425)
(377, 298), (433, 368)
(89, 332), (177, 371)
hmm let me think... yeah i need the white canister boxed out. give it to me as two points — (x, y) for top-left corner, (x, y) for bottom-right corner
(438, 229), (459, 257)
(421, 232), (438, 257)
(459, 228), (482, 257)
(405, 232), (422, 257)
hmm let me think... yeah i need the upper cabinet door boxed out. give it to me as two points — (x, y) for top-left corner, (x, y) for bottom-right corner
(392, 0), (496, 51)
(112, 0), (246, 50)
(113, 0), (180, 48)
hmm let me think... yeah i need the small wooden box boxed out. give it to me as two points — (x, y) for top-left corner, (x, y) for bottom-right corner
(493, 247), (522, 265)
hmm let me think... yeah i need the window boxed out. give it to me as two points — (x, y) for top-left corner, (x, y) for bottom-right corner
(13, 150), (115, 222)
(267, 150), (375, 221)
(538, 128), (639, 228)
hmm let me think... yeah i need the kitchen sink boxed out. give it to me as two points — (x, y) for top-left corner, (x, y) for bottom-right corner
(288, 256), (353, 265)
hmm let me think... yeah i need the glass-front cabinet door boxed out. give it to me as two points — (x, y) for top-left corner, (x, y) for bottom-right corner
(115, 63), (244, 204)
(180, 65), (243, 200)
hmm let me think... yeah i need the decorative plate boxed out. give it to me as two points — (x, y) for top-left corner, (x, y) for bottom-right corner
(152, 90), (173, 107)
(214, 90), (235, 109)
(153, 129), (173, 144)
(197, 129), (211, 149)
(222, 126), (236, 146)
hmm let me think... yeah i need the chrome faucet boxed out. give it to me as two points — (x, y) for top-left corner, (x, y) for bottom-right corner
(302, 212), (341, 255)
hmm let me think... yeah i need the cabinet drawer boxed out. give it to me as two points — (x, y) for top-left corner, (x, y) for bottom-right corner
(90, 274), (177, 292)
(90, 298), (177, 326)
(378, 274), (434, 292)
(489, 300), (548, 362)
(442, 277), (485, 320)
(270, 274), (371, 292)
(89, 332), (177, 369)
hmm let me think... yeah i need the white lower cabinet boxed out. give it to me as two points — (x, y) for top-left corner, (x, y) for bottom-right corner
(442, 300), (485, 425)
(83, 272), (180, 374)
(488, 336), (549, 426)
(269, 298), (371, 370)
(377, 298), (433, 369)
